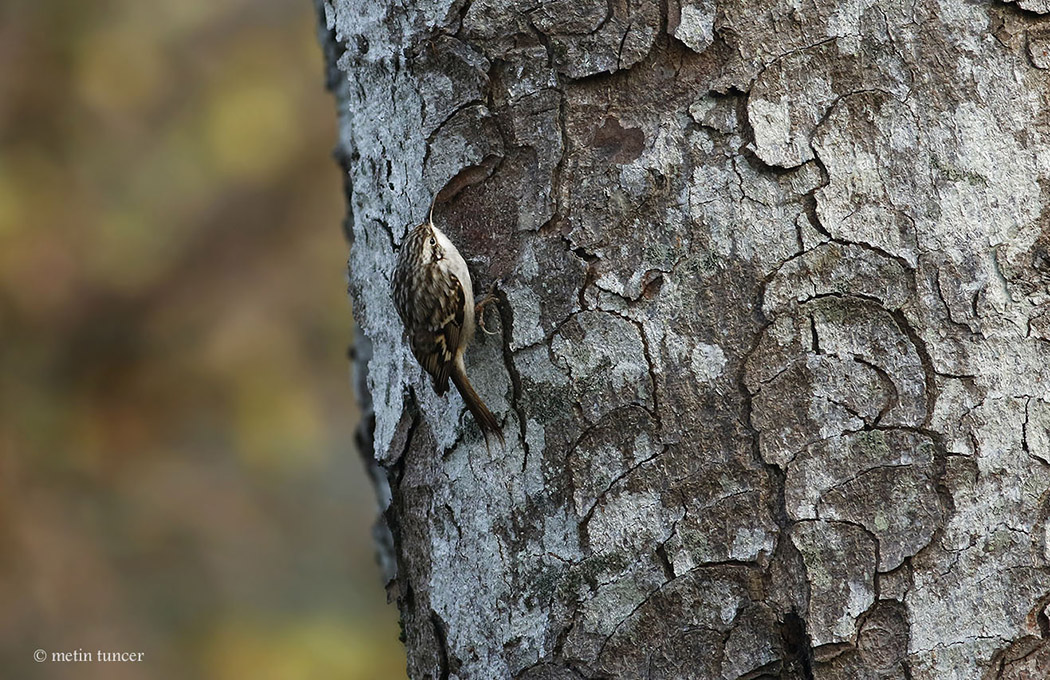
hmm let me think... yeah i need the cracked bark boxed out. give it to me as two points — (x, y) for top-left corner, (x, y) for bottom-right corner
(315, 0), (1050, 677)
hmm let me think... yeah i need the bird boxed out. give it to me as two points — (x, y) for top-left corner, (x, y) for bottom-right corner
(391, 204), (504, 448)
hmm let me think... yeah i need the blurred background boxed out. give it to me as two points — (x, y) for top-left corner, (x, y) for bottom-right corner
(0, 0), (406, 678)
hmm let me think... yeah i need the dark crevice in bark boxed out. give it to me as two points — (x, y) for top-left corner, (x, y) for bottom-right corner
(800, 191), (831, 239)
(1023, 396), (1033, 459)
(496, 285), (531, 470)
(568, 242), (599, 263)
(640, 270), (664, 299)
(430, 609), (453, 680)
(739, 300), (815, 676)
(442, 502), (464, 542)
(654, 542), (675, 580)
(565, 237), (601, 311)
(852, 355), (900, 426)
(448, 0), (474, 36)
(932, 269), (981, 336)
(615, 20), (632, 71)
(632, 316), (663, 429)
(780, 611), (816, 680)
(887, 308), (939, 430)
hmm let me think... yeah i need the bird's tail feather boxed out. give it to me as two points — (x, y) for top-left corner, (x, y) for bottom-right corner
(451, 365), (505, 449)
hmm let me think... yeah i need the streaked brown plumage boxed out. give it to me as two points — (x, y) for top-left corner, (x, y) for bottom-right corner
(392, 212), (503, 447)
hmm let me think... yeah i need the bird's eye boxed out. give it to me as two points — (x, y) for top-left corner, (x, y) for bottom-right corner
(429, 237), (436, 246)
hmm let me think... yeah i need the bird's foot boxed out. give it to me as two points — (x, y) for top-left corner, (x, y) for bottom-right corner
(475, 281), (501, 335)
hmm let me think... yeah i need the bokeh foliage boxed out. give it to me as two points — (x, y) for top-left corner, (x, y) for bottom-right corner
(0, 0), (405, 677)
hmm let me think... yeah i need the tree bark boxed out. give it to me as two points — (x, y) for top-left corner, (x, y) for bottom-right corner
(315, 0), (1050, 677)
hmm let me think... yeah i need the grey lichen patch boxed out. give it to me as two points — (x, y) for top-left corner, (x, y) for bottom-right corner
(534, 0), (660, 78)
(325, 2), (434, 460)
(1026, 398), (1050, 466)
(563, 560), (667, 664)
(586, 567), (759, 678)
(1029, 31), (1050, 68)
(664, 490), (777, 570)
(459, 0), (535, 54)
(785, 430), (936, 522)
(791, 520), (876, 647)
(668, 0), (716, 54)
(812, 91), (924, 266)
(747, 38), (911, 169)
(908, 639), (1007, 680)
(688, 93), (739, 134)
(813, 82), (1045, 273)
(422, 104), (504, 194)
(746, 297), (928, 466)
(687, 146), (822, 274)
(762, 242), (911, 315)
(413, 35), (491, 136)
(549, 311), (654, 423)
(905, 397), (1050, 676)
(1004, 0), (1050, 13)
(784, 430), (947, 575)
(585, 488), (683, 560)
(689, 342), (726, 383)
(419, 413), (585, 676)
(908, 556), (1050, 676)
(504, 282), (546, 349)
(567, 407), (660, 516)
(688, 144), (827, 277)
(716, 0), (916, 90)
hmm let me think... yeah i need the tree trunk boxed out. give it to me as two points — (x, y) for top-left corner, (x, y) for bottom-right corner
(315, 0), (1050, 677)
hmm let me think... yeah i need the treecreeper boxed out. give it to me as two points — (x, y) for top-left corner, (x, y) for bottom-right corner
(391, 205), (504, 448)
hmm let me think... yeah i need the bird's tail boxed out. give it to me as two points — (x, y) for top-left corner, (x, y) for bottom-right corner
(451, 362), (505, 449)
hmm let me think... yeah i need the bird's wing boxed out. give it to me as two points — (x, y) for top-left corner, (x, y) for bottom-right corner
(411, 269), (465, 395)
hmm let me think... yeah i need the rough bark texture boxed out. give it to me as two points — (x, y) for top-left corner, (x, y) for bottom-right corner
(315, 0), (1050, 677)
